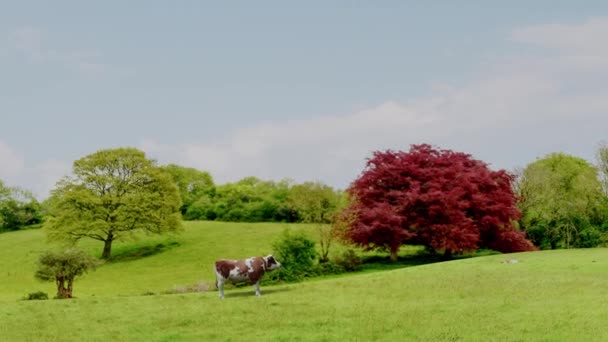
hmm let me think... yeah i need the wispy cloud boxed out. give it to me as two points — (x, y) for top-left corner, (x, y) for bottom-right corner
(0, 140), (25, 180)
(8, 27), (106, 76)
(141, 17), (608, 188)
(0, 140), (71, 198)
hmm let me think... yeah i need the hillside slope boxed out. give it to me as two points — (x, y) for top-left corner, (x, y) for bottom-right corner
(2, 248), (608, 341)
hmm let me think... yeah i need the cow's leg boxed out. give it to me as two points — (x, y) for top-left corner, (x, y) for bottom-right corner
(253, 281), (261, 297)
(217, 278), (225, 299)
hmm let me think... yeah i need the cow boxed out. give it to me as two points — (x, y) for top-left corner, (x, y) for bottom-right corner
(214, 254), (281, 299)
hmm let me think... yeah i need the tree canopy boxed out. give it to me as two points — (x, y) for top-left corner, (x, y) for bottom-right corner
(35, 248), (100, 299)
(287, 181), (342, 224)
(518, 152), (607, 249)
(344, 144), (534, 260)
(162, 164), (215, 218)
(597, 142), (608, 195)
(44, 148), (182, 258)
(0, 180), (42, 232)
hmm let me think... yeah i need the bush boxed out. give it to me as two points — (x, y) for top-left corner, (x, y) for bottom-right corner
(270, 229), (317, 281)
(24, 291), (48, 300)
(575, 226), (603, 248)
(334, 249), (362, 272)
(311, 261), (345, 276)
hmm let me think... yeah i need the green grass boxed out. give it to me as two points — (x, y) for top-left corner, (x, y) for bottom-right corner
(2, 222), (608, 341)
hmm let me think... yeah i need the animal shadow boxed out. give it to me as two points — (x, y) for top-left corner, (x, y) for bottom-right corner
(222, 286), (291, 298)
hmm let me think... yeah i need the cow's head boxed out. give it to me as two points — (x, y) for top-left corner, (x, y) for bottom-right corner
(264, 254), (281, 270)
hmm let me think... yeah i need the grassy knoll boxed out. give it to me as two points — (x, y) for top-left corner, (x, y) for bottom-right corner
(1, 248), (608, 341)
(1, 221), (422, 301)
(2, 222), (608, 340)
(0, 221), (314, 300)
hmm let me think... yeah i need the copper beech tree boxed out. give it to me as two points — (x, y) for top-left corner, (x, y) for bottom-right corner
(343, 144), (535, 260)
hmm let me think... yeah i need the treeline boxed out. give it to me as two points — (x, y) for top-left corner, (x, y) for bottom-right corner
(0, 180), (42, 232)
(0, 166), (342, 232)
(3, 143), (608, 254)
(162, 164), (343, 223)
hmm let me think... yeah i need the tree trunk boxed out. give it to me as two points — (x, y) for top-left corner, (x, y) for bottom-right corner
(55, 277), (72, 299)
(102, 233), (114, 259)
(443, 249), (453, 260)
(390, 246), (399, 262)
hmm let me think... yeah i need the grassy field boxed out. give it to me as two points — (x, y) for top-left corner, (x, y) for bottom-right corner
(0, 221), (324, 300)
(2, 222), (608, 341)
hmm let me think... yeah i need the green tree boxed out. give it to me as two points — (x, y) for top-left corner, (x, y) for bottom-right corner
(35, 248), (101, 299)
(287, 182), (342, 262)
(44, 148), (182, 258)
(211, 177), (296, 222)
(162, 164), (215, 219)
(518, 153), (606, 249)
(0, 180), (42, 232)
(597, 142), (608, 195)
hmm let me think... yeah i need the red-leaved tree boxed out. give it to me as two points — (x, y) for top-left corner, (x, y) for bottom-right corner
(343, 144), (535, 260)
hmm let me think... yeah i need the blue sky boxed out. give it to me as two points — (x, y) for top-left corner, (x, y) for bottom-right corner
(2, 1), (608, 198)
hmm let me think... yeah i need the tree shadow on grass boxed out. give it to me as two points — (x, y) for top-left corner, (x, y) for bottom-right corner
(108, 241), (181, 263)
(359, 249), (497, 272)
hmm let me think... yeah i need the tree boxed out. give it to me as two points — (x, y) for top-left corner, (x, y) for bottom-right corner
(518, 153), (606, 249)
(344, 144), (534, 261)
(44, 148), (182, 259)
(162, 164), (215, 218)
(35, 248), (101, 299)
(210, 177), (296, 222)
(0, 180), (42, 232)
(287, 182), (342, 262)
(597, 142), (608, 195)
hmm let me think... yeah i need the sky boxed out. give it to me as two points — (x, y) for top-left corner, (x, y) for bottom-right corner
(1, 1), (608, 199)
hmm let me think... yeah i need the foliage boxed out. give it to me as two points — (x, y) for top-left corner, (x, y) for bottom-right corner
(270, 229), (317, 281)
(162, 164), (215, 218)
(199, 177), (297, 222)
(518, 152), (607, 249)
(310, 260), (346, 275)
(287, 182), (343, 261)
(287, 182), (342, 223)
(333, 249), (362, 271)
(316, 225), (333, 262)
(171, 173), (345, 224)
(597, 142), (608, 195)
(44, 148), (182, 258)
(344, 144), (534, 260)
(23, 291), (49, 300)
(35, 248), (101, 299)
(0, 180), (43, 232)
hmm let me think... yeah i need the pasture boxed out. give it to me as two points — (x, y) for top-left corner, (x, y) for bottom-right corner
(1, 222), (608, 341)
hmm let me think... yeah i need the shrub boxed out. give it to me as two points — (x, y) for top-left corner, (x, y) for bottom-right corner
(311, 261), (345, 276)
(35, 248), (101, 299)
(24, 291), (48, 300)
(270, 229), (317, 281)
(575, 226), (603, 248)
(334, 249), (362, 272)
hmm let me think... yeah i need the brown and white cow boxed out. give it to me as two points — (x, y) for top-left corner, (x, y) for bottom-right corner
(214, 254), (281, 299)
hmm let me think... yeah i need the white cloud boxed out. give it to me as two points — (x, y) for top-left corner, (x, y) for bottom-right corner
(0, 140), (70, 199)
(510, 17), (608, 55)
(0, 140), (25, 180)
(28, 160), (72, 198)
(7, 27), (106, 76)
(141, 17), (608, 188)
